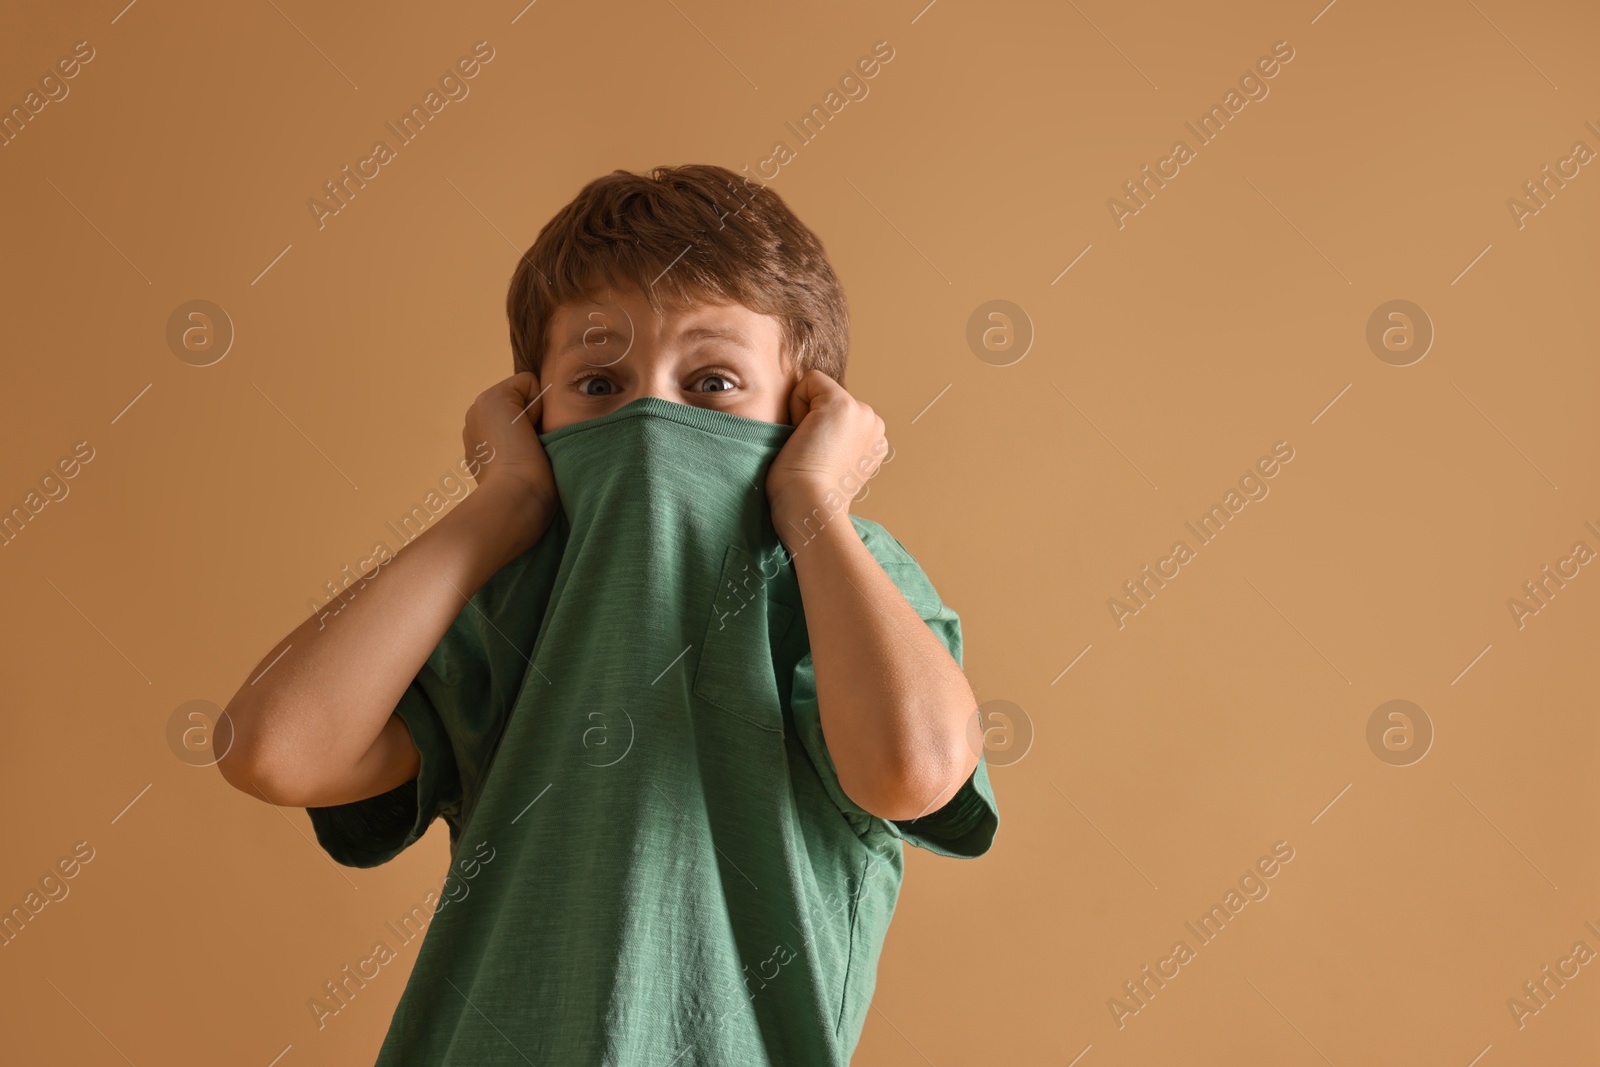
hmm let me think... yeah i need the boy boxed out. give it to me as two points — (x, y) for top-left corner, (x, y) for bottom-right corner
(218, 164), (999, 1065)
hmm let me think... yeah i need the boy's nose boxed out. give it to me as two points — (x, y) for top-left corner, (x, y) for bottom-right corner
(629, 366), (687, 403)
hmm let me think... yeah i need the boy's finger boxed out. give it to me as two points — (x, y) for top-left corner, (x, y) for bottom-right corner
(500, 370), (539, 405)
(787, 370), (829, 426)
(786, 376), (811, 427)
(507, 371), (544, 426)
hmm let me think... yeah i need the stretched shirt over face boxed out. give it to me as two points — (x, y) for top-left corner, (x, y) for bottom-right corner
(307, 396), (1000, 1066)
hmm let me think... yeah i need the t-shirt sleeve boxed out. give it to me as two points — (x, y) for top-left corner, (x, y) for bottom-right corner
(788, 517), (1000, 860)
(305, 538), (559, 868)
(305, 662), (467, 869)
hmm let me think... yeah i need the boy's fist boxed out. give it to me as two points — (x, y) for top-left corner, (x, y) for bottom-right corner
(464, 371), (557, 518)
(766, 371), (886, 538)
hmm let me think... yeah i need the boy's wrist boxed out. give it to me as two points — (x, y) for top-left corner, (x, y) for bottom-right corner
(769, 482), (831, 531)
(461, 480), (558, 566)
(770, 483), (857, 556)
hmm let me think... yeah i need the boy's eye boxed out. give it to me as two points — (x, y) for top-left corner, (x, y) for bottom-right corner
(695, 375), (735, 393)
(579, 376), (617, 396)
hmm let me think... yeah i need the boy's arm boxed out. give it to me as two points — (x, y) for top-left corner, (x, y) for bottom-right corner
(217, 373), (555, 809)
(768, 373), (982, 823)
(780, 514), (981, 822)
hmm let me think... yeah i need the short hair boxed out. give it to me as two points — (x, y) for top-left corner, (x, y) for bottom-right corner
(506, 164), (849, 383)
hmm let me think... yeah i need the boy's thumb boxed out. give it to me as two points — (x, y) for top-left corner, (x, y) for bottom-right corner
(787, 373), (820, 427)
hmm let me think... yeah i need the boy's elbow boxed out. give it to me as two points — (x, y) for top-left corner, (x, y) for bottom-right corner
(850, 733), (979, 823)
(217, 746), (326, 808)
(212, 707), (322, 807)
(213, 734), (283, 803)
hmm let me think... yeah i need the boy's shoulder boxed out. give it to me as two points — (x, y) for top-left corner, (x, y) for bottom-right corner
(848, 513), (917, 567)
(846, 514), (948, 620)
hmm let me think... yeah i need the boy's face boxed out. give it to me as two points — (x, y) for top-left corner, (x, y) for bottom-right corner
(538, 284), (795, 433)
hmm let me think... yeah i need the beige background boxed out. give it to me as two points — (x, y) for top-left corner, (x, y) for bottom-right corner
(2, 0), (1597, 1063)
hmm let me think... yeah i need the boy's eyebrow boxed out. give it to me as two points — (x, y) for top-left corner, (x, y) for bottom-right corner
(556, 323), (751, 353)
(673, 325), (751, 347)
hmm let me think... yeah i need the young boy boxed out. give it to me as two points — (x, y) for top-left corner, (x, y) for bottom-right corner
(218, 164), (999, 1065)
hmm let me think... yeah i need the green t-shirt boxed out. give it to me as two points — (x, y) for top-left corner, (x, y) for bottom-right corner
(307, 396), (1000, 1065)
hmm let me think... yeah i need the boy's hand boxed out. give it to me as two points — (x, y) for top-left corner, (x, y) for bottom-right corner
(465, 371), (558, 522)
(766, 371), (886, 540)
(770, 372), (980, 824)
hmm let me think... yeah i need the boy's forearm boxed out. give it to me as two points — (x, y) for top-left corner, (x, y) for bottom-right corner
(785, 514), (980, 823)
(220, 484), (554, 806)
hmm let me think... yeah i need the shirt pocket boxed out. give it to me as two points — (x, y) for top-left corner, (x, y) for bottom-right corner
(693, 544), (794, 733)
